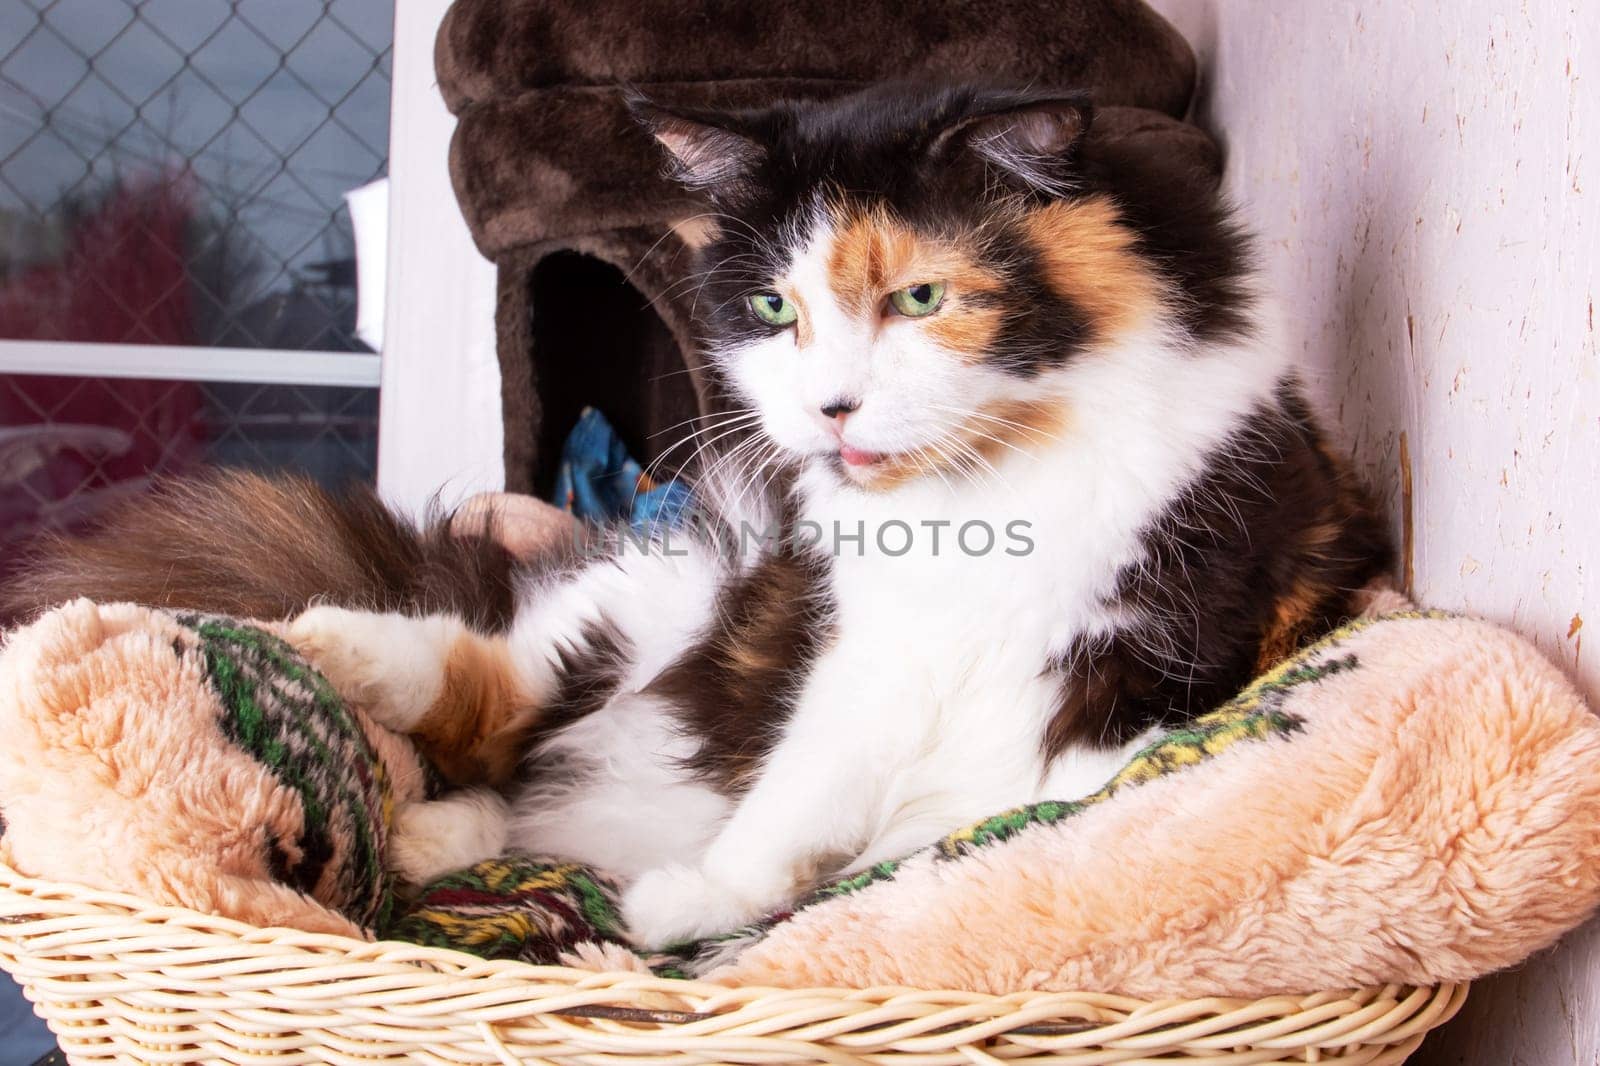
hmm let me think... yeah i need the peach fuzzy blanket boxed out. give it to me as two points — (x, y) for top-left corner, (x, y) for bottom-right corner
(1, 599), (1599, 998)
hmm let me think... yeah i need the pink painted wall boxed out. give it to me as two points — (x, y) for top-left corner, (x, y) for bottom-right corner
(1147, 1), (1599, 1060)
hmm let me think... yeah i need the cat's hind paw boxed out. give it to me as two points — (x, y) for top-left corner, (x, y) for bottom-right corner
(387, 789), (510, 885)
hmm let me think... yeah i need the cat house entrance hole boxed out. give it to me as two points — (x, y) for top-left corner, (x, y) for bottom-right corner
(527, 251), (703, 496)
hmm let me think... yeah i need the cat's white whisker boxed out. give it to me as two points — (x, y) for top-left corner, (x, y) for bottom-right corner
(634, 412), (763, 510)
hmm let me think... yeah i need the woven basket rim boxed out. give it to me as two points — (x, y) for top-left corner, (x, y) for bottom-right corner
(0, 859), (1469, 1064)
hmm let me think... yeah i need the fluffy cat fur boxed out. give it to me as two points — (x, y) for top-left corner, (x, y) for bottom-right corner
(6, 83), (1390, 947)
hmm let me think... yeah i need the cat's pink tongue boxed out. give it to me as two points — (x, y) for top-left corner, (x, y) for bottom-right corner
(839, 443), (883, 467)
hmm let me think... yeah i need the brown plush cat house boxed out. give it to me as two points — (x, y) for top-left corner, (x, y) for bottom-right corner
(434, 0), (1220, 494)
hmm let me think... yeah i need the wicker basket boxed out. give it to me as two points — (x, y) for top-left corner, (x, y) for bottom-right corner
(0, 862), (1466, 1065)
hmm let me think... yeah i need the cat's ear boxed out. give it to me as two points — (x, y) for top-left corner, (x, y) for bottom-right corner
(935, 93), (1094, 195)
(629, 97), (766, 201)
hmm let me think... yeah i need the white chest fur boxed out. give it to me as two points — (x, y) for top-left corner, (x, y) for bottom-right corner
(783, 328), (1291, 851)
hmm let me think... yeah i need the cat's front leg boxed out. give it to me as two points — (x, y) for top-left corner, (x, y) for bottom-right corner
(621, 664), (895, 946)
(622, 773), (875, 946)
(287, 605), (539, 786)
(287, 606), (534, 884)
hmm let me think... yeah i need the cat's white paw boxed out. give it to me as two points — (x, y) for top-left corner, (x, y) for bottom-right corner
(286, 606), (449, 732)
(387, 789), (509, 885)
(621, 863), (775, 948)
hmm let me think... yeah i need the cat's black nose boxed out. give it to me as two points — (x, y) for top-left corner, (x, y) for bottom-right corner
(819, 398), (860, 420)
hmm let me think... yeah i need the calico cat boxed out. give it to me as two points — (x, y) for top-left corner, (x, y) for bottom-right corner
(7, 84), (1390, 947)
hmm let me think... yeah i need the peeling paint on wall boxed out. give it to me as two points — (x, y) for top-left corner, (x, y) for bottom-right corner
(1150, 1), (1599, 1061)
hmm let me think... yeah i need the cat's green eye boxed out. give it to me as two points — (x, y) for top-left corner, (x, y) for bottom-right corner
(889, 281), (947, 318)
(749, 291), (798, 327)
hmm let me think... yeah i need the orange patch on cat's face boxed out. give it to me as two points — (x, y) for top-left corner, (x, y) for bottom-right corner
(1023, 196), (1161, 341)
(824, 206), (1005, 360)
(843, 398), (1068, 492)
(965, 398), (1068, 465)
(784, 287), (815, 349)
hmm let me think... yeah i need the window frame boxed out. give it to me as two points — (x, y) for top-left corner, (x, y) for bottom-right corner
(0, 339), (379, 388)
(375, 0), (502, 511)
(0, 0), (504, 512)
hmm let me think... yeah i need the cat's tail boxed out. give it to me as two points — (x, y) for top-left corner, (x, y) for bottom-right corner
(3, 470), (543, 630)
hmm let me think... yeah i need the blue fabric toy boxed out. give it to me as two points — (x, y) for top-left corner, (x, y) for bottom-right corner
(550, 407), (693, 530)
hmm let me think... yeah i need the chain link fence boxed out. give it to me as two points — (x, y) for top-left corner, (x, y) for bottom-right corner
(1, 0), (392, 349)
(0, 376), (378, 547)
(0, 0), (393, 603)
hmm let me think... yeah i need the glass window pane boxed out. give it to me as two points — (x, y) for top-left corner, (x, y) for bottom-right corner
(0, 0), (393, 352)
(0, 372), (378, 598)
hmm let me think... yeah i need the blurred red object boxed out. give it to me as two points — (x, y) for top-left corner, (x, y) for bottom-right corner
(0, 171), (197, 344)
(1, 174), (207, 607)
